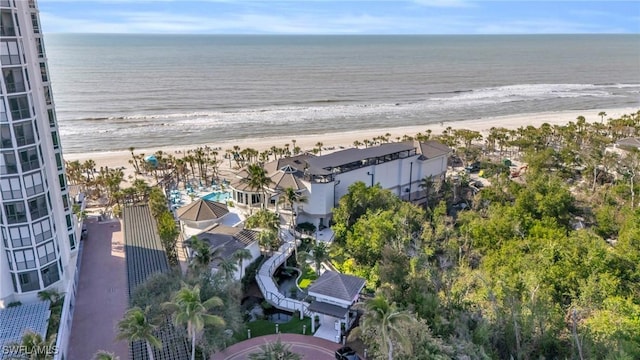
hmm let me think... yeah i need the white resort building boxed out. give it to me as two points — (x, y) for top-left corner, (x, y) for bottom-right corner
(229, 140), (451, 229)
(0, 0), (81, 358)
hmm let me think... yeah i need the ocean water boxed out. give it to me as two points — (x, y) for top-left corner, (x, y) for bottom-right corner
(43, 34), (640, 153)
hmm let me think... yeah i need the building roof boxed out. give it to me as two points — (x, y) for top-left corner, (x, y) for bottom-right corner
(269, 171), (308, 192)
(176, 199), (229, 222)
(305, 143), (416, 172)
(415, 140), (452, 159)
(308, 301), (350, 318)
(228, 178), (260, 192)
(307, 271), (366, 302)
(0, 301), (50, 357)
(196, 224), (259, 260)
(263, 154), (313, 175)
(616, 137), (640, 149)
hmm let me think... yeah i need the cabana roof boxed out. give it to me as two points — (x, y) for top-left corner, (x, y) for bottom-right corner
(176, 199), (229, 221)
(308, 271), (366, 302)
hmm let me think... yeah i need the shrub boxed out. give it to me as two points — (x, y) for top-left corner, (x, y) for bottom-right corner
(295, 222), (316, 235)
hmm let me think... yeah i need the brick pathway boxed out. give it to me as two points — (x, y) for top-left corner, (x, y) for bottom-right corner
(212, 334), (341, 360)
(68, 220), (129, 360)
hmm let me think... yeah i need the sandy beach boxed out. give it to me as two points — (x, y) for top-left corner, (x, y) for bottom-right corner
(64, 107), (638, 178)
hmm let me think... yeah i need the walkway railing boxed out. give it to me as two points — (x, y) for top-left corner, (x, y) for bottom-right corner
(255, 227), (311, 318)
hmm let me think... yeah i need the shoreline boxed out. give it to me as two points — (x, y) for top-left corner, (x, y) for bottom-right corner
(63, 107), (638, 176)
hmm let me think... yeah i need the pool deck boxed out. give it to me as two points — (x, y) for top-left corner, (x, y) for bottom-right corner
(211, 334), (340, 360)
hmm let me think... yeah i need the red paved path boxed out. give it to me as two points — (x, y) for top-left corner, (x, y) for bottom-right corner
(68, 220), (129, 360)
(212, 334), (341, 360)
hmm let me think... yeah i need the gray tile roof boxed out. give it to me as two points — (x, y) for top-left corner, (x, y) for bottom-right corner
(269, 171), (308, 192)
(616, 137), (640, 149)
(305, 143), (416, 172)
(415, 140), (452, 159)
(308, 271), (366, 302)
(263, 154), (313, 175)
(176, 199), (229, 221)
(0, 301), (50, 359)
(196, 224), (259, 261)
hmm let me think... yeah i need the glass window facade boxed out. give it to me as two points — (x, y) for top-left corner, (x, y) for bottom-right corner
(1, 1), (74, 298)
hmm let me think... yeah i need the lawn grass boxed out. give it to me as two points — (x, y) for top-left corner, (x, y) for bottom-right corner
(238, 316), (312, 340)
(297, 265), (318, 289)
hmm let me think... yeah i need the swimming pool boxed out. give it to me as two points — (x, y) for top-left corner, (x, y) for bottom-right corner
(201, 191), (232, 203)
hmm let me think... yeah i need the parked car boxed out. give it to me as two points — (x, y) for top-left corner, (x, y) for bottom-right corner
(335, 346), (361, 360)
(465, 162), (481, 173)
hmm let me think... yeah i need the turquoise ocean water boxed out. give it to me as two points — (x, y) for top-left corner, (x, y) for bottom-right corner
(43, 34), (640, 153)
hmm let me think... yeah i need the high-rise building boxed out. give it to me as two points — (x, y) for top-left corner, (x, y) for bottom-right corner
(0, 0), (78, 307)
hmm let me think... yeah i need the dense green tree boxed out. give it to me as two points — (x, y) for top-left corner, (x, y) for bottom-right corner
(332, 182), (399, 243)
(157, 211), (179, 265)
(330, 112), (640, 358)
(245, 209), (280, 231)
(257, 229), (280, 255)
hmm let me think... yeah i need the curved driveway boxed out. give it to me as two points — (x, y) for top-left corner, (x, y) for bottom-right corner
(212, 334), (341, 360)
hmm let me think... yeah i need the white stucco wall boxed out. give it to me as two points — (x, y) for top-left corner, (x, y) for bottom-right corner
(308, 292), (352, 308)
(298, 153), (448, 228)
(232, 241), (261, 281)
(305, 182), (333, 215)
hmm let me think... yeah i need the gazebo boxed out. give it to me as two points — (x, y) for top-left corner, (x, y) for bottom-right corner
(307, 271), (366, 342)
(176, 199), (229, 234)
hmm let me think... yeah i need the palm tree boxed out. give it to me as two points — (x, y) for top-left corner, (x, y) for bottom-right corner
(598, 111), (607, 124)
(218, 258), (238, 282)
(184, 236), (222, 273)
(258, 229), (279, 256)
(359, 295), (414, 360)
(315, 142), (324, 155)
(248, 338), (302, 360)
(233, 249), (253, 280)
(278, 187), (308, 260)
(7, 330), (56, 360)
(116, 307), (161, 360)
(419, 175), (435, 208)
(163, 283), (225, 360)
(83, 159), (96, 182)
(93, 351), (120, 360)
(242, 164), (273, 209)
(129, 146), (140, 174)
(38, 289), (64, 336)
(278, 187), (308, 229)
(311, 242), (329, 276)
